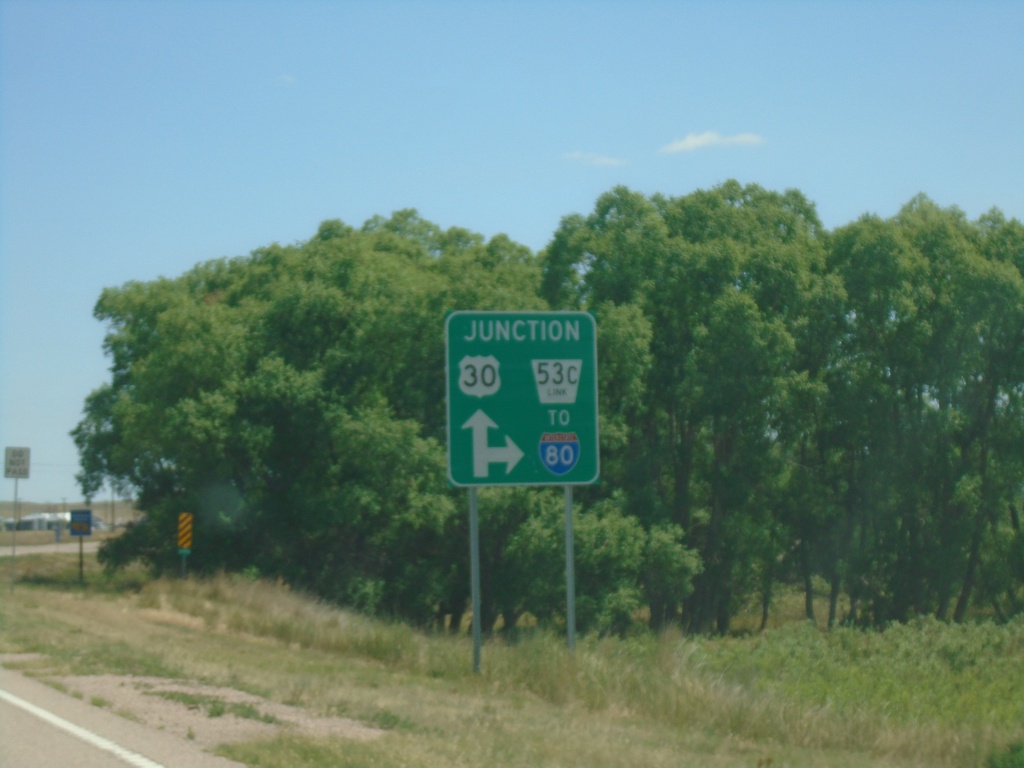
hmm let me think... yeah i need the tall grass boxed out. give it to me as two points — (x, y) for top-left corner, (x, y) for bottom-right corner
(145, 575), (429, 666)
(698, 618), (1024, 730)
(133, 573), (1023, 766)
(4, 558), (1020, 767)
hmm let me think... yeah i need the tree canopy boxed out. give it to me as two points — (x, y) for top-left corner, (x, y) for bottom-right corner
(74, 187), (1024, 634)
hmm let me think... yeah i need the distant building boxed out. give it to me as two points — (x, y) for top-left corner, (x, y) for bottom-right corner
(2, 511), (70, 531)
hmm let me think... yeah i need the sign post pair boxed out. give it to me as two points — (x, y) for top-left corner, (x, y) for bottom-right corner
(446, 311), (599, 672)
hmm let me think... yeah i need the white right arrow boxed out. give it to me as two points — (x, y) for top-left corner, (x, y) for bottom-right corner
(462, 409), (524, 478)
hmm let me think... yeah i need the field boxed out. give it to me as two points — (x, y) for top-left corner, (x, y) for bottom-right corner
(1, 547), (1022, 768)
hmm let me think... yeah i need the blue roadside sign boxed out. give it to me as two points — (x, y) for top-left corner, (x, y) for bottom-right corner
(70, 509), (92, 537)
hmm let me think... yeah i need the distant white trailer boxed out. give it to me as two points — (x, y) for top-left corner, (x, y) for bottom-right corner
(12, 512), (70, 531)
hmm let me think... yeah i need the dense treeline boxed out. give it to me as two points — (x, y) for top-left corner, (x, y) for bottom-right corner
(74, 182), (1024, 634)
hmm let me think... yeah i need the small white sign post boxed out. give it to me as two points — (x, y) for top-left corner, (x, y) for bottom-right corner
(5, 447), (30, 590)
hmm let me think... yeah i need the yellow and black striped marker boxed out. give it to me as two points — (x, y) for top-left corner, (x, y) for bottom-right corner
(177, 512), (193, 553)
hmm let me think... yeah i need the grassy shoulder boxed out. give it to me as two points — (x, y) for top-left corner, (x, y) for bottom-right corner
(0, 552), (1021, 768)
(0, 528), (123, 548)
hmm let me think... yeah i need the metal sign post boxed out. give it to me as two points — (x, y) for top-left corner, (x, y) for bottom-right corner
(70, 509), (92, 586)
(8, 476), (17, 592)
(564, 486), (576, 651)
(445, 312), (598, 669)
(469, 489), (482, 674)
(5, 447), (30, 591)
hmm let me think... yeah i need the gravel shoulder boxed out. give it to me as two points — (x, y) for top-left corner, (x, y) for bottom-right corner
(1, 655), (382, 754)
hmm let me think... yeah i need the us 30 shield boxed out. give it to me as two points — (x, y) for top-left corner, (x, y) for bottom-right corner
(458, 355), (501, 398)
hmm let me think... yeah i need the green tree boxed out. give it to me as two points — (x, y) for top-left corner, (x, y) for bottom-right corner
(75, 188), (1024, 635)
(543, 182), (825, 632)
(822, 200), (1024, 625)
(74, 213), (543, 625)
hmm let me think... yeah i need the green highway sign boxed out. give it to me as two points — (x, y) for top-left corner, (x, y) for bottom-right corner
(446, 311), (599, 486)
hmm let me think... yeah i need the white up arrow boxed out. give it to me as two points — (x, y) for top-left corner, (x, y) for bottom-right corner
(462, 409), (524, 478)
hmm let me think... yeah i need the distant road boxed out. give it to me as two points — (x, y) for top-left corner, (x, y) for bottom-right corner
(7, 540), (101, 556)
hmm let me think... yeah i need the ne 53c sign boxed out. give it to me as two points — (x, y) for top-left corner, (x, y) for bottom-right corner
(445, 311), (599, 487)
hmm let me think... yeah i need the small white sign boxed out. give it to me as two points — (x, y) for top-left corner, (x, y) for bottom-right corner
(4, 447), (30, 479)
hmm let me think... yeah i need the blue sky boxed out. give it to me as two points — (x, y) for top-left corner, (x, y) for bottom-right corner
(2, 0), (1022, 503)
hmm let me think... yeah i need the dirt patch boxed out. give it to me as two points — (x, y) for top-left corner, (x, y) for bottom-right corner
(62, 675), (384, 749)
(2, 657), (382, 751)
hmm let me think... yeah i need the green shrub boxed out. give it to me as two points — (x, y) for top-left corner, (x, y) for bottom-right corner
(987, 741), (1024, 768)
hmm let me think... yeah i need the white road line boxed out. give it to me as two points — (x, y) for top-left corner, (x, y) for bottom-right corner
(0, 687), (166, 768)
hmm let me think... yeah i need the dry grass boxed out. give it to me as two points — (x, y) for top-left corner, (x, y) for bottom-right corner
(0, 528), (122, 548)
(1, 555), (1020, 768)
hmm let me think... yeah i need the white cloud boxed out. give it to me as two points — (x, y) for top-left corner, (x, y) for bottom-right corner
(564, 151), (628, 167)
(271, 74), (296, 86)
(660, 131), (764, 153)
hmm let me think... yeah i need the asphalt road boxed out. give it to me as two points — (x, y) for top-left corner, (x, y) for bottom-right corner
(0, 667), (246, 768)
(2, 540), (249, 766)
